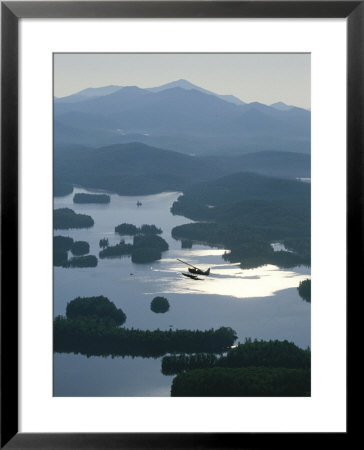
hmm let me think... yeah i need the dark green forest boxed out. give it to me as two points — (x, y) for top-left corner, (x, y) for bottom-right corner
(54, 208), (94, 230)
(171, 366), (310, 397)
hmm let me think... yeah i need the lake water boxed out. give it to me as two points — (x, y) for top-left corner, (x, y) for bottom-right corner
(54, 188), (311, 396)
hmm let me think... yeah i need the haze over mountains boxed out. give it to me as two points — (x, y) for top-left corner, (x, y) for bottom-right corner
(54, 142), (310, 197)
(54, 79), (310, 155)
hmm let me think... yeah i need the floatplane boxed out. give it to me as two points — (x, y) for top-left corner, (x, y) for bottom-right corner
(177, 258), (210, 280)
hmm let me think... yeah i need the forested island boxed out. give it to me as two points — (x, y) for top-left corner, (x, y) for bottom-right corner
(63, 255), (98, 268)
(150, 296), (170, 314)
(171, 172), (310, 269)
(115, 223), (162, 236)
(73, 193), (111, 204)
(166, 339), (310, 396)
(99, 233), (169, 263)
(54, 208), (94, 230)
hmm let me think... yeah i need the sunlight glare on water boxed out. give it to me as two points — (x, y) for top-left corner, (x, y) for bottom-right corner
(151, 254), (310, 299)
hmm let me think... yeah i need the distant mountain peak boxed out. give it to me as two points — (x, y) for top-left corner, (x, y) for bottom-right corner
(270, 101), (294, 111)
(148, 79), (246, 106)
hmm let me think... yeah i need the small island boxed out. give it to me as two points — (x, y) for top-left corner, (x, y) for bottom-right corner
(99, 240), (133, 259)
(73, 193), (111, 204)
(54, 208), (94, 230)
(150, 296), (170, 314)
(63, 255), (98, 268)
(115, 223), (162, 236)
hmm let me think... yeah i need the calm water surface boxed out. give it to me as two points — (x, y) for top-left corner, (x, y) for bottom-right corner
(54, 188), (311, 396)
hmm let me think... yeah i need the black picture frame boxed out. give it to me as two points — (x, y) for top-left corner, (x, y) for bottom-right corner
(1, 1), (358, 448)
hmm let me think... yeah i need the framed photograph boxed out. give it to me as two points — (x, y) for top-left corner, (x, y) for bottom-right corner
(2, 1), (358, 447)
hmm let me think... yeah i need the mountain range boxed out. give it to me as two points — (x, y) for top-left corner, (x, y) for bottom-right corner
(54, 79), (310, 155)
(54, 142), (310, 197)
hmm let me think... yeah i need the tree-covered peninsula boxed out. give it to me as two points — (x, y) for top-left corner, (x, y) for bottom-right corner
(298, 279), (311, 302)
(171, 172), (310, 269)
(162, 339), (310, 375)
(54, 208), (94, 230)
(54, 318), (237, 358)
(73, 193), (111, 204)
(54, 180), (73, 197)
(171, 366), (310, 397)
(168, 339), (311, 396)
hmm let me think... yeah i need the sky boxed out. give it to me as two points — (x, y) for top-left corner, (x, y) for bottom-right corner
(54, 53), (311, 109)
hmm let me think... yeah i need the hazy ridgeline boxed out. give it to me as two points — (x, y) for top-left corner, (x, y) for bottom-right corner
(54, 81), (310, 155)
